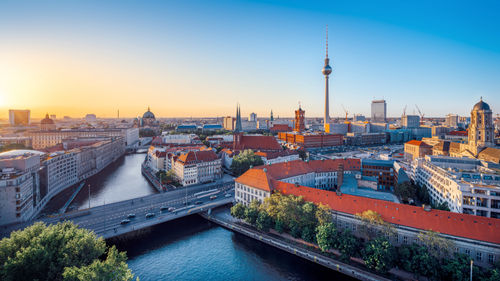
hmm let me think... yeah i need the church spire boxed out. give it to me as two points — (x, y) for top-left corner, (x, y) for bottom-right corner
(235, 103), (242, 132)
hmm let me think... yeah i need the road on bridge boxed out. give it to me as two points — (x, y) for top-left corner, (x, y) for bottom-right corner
(1, 181), (234, 239)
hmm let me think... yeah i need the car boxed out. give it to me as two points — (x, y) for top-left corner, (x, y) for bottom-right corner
(160, 206), (168, 211)
(127, 213), (136, 219)
(210, 195), (217, 200)
(225, 193), (232, 198)
(168, 207), (175, 212)
(145, 213), (155, 218)
(120, 219), (131, 225)
(195, 201), (203, 205)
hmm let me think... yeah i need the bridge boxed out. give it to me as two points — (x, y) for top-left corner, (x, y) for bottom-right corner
(1, 182), (234, 239)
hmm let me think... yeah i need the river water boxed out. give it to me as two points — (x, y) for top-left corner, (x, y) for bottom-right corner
(119, 216), (353, 281)
(48, 153), (353, 280)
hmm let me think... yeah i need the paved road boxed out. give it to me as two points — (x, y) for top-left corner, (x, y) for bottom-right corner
(1, 181), (234, 239)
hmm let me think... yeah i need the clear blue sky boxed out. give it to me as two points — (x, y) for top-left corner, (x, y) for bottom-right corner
(0, 0), (498, 118)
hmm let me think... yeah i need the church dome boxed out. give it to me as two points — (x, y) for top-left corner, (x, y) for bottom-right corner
(473, 98), (490, 111)
(142, 107), (155, 119)
(41, 114), (54, 125)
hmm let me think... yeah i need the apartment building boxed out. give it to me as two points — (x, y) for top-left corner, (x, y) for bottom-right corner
(0, 151), (41, 225)
(173, 150), (222, 186)
(412, 155), (500, 218)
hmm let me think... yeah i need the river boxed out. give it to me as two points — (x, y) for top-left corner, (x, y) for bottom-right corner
(118, 216), (354, 281)
(45, 153), (353, 280)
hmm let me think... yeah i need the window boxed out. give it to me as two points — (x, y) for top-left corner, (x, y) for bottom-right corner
(403, 236), (408, 244)
(476, 252), (482, 261)
(488, 254), (495, 264)
(465, 249), (470, 256)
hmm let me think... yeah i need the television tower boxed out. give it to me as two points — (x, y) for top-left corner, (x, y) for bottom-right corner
(322, 25), (332, 131)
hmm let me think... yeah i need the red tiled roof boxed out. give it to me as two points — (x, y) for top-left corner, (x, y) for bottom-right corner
(177, 150), (218, 165)
(405, 140), (431, 146)
(234, 135), (282, 151)
(236, 169), (273, 192)
(273, 180), (500, 244)
(252, 159), (360, 179)
(270, 124), (292, 132)
(448, 131), (468, 136)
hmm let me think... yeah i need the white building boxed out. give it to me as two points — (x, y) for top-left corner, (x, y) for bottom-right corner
(445, 114), (459, 128)
(412, 155), (500, 218)
(173, 150), (222, 186)
(28, 128), (137, 149)
(255, 151), (300, 165)
(40, 151), (79, 201)
(160, 133), (199, 145)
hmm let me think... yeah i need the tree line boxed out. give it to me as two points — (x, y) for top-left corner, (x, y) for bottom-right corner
(230, 194), (500, 280)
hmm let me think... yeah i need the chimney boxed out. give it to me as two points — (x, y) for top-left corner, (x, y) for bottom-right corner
(337, 163), (344, 187)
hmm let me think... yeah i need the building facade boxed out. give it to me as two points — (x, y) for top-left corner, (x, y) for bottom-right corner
(0, 151), (41, 225)
(173, 150), (222, 186)
(401, 115), (420, 128)
(371, 100), (387, 122)
(235, 161), (500, 268)
(8, 109), (30, 126)
(412, 155), (500, 218)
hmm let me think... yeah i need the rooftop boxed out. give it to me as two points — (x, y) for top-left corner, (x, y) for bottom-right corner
(274, 180), (500, 244)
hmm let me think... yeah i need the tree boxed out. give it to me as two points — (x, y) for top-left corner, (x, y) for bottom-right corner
(362, 237), (395, 274)
(297, 150), (308, 161)
(274, 217), (285, 233)
(433, 201), (451, 211)
(394, 182), (416, 202)
(230, 203), (247, 219)
(62, 246), (134, 281)
(315, 223), (336, 252)
(408, 244), (439, 279)
(0, 222), (135, 281)
(441, 254), (472, 281)
(256, 211), (274, 232)
(230, 150), (264, 176)
(356, 210), (395, 240)
(417, 230), (454, 259)
(300, 225), (316, 243)
(416, 184), (431, 204)
(315, 203), (331, 226)
(336, 229), (360, 261)
(244, 200), (260, 225)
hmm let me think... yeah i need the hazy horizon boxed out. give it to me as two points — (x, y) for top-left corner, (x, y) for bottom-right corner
(1, 0), (499, 119)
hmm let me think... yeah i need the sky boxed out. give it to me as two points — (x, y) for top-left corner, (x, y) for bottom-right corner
(0, 0), (499, 119)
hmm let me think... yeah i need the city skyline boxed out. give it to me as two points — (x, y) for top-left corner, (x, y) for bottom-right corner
(0, 0), (499, 119)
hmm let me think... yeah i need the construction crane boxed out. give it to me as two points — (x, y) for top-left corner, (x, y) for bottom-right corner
(415, 104), (425, 120)
(402, 105), (407, 117)
(341, 104), (349, 122)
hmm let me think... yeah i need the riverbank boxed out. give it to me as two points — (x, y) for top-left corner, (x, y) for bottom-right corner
(141, 162), (164, 192)
(200, 208), (390, 281)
